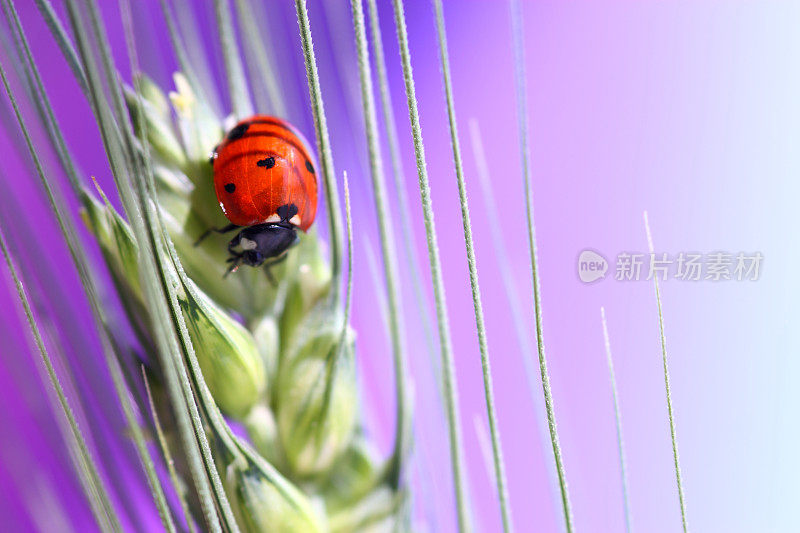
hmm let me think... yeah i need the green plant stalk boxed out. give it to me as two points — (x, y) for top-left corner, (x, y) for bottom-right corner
(0, 42), (177, 530)
(509, 0), (574, 530)
(295, 0), (345, 307)
(643, 211), (688, 533)
(365, 0), (438, 360)
(143, 367), (198, 533)
(6, 0), (80, 192)
(0, 224), (119, 533)
(6, 0), (175, 491)
(213, 0), (253, 119)
(468, 118), (564, 524)
(364, 0), (449, 516)
(157, 0), (216, 114)
(389, 0), (470, 529)
(233, 0), (286, 117)
(600, 307), (633, 533)
(349, 0), (409, 488)
(172, 0), (223, 113)
(163, 226), (322, 532)
(431, 2), (512, 530)
(317, 0), (372, 185)
(117, 2), (243, 528)
(32, 0), (87, 94)
(63, 1), (223, 528)
(342, 172), (354, 340)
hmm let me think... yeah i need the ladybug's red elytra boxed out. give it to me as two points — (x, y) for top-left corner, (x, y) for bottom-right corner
(196, 115), (319, 276)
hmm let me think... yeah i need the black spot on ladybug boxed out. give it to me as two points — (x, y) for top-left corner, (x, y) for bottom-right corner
(277, 203), (299, 222)
(224, 183), (236, 193)
(257, 157), (276, 169)
(227, 123), (250, 141)
(305, 160), (315, 174)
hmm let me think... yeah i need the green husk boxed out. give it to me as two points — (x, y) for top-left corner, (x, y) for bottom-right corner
(178, 277), (266, 417)
(277, 321), (357, 476)
(82, 180), (266, 418)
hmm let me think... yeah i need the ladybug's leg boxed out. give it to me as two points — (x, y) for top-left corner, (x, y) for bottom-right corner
(195, 223), (239, 246)
(262, 253), (289, 286)
(227, 232), (242, 255)
(221, 233), (245, 277)
(224, 256), (243, 277)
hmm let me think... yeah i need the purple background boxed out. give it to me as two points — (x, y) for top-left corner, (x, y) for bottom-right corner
(1, 1), (797, 531)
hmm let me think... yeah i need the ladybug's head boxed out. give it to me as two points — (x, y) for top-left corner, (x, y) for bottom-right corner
(234, 223), (298, 267)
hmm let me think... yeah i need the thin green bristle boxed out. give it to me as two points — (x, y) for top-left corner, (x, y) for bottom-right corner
(600, 307), (633, 533)
(349, 0), (410, 489)
(509, 0), (574, 529)
(432, 1), (513, 530)
(643, 211), (689, 533)
(389, 0), (471, 529)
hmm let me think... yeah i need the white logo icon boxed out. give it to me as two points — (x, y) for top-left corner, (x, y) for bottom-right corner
(578, 250), (608, 283)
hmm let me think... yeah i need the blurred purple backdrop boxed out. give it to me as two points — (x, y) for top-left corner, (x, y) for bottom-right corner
(2, 1), (798, 532)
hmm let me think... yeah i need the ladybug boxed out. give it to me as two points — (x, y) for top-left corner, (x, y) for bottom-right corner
(197, 115), (318, 276)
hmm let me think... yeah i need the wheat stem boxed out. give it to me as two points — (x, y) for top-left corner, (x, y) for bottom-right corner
(643, 211), (689, 532)
(509, 1), (574, 530)
(431, 2), (512, 530)
(600, 307), (633, 533)
(342, 172), (354, 330)
(389, 0), (470, 529)
(5, 0), (80, 193)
